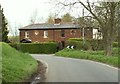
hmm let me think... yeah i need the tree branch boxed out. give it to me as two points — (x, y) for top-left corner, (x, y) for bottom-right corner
(78, 0), (103, 27)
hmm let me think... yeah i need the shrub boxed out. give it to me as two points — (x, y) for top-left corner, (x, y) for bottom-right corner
(66, 38), (118, 51)
(113, 42), (118, 47)
(82, 41), (90, 50)
(66, 40), (83, 50)
(66, 40), (90, 50)
(9, 43), (20, 50)
(90, 39), (104, 50)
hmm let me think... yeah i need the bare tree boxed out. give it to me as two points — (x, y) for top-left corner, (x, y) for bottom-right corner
(29, 10), (38, 24)
(29, 10), (42, 24)
(53, 0), (119, 56)
(46, 14), (55, 23)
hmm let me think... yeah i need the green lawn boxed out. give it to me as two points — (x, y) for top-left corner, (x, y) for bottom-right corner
(55, 48), (118, 67)
(1, 42), (38, 83)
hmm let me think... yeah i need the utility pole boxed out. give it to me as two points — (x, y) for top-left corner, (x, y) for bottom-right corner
(118, 3), (120, 50)
(0, 5), (2, 42)
(82, 8), (85, 46)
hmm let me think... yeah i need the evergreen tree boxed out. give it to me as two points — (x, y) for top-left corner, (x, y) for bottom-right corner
(0, 5), (9, 42)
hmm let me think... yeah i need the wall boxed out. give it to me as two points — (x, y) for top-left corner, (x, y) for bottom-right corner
(20, 28), (93, 49)
(20, 29), (81, 43)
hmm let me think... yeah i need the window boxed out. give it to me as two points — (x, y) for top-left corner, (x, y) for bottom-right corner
(61, 30), (65, 37)
(70, 29), (76, 35)
(44, 31), (48, 38)
(25, 31), (29, 38)
(34, 30), (39, 35)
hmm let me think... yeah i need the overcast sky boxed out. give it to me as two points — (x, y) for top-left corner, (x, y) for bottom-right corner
(1, 0), (110, 36)
(1, 0), (85, 36)
(1, 0), (53, 29)
(0, 0), (56, 35)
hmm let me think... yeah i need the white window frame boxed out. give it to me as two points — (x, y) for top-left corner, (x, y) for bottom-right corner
(44, 31), (48, 38)
(25, 31), (29, 38)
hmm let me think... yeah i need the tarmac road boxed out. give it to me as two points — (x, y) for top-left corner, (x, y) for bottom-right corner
(31, 54), (118, 82)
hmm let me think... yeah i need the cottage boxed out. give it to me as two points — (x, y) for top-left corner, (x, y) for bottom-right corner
(19, 18), (93, 49)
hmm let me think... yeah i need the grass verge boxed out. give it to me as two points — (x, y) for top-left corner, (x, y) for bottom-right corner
(0, 42), (2, 84)
(1, 42), (38, 83)
(55, 48), (118, 68)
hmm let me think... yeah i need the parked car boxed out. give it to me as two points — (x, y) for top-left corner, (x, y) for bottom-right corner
(20, 38), (32, 43)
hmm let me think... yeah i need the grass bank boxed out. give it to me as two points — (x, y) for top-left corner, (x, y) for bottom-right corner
(55, 48), (118, 67)
(1, 42), (38, 83)
(0, 43), (2, 84)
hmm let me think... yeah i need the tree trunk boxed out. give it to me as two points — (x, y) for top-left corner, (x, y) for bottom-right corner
(105, 35), (113, 56)
(102, 2), (116, 56)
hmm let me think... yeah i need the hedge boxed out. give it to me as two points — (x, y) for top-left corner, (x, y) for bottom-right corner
(67, 38), (104, 50)
(9, 42), (57, 54)
(68, 38), (83, 41)
(66, 40), (90, 50)
(67, 38), (118, 50)
(67, 38), (103, 50)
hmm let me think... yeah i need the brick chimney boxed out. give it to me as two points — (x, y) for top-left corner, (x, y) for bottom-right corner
(54, 18), (61, 24)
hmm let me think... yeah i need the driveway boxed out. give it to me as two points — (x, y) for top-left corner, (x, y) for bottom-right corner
(31, 54), (118, 82)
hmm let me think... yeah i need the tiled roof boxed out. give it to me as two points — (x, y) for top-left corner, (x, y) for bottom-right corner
(19, 23), (81, 30)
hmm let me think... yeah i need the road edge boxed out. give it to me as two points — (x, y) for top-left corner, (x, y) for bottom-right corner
(30, 60), (48, 84)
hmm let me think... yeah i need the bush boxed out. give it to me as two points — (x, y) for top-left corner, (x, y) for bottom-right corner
(9, 42), (57, 54)
(9, 43), (20, 50)
(90, 39), (104, 50)
(67, 40), (90, 50)
(67, 40), (83, 50)
(67, 38), (102, 50)
(113, 42), (118, 47)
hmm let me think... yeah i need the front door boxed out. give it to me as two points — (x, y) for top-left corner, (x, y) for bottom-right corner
(61, 41), (65, 49)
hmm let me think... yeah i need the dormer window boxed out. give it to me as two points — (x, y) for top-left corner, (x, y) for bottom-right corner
(25, 31), (29, 38)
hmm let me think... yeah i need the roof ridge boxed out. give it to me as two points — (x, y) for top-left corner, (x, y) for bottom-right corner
(19, 23), (80, 30)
